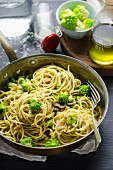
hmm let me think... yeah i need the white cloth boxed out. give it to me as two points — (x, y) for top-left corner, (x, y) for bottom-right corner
(0, 133), (100, 162)
(0, 138), (46, 162)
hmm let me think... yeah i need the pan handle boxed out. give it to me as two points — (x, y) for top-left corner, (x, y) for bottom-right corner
(0, 31), (17, 62)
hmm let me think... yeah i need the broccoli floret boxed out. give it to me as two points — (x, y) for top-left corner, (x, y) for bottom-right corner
(75, 18), (94, 31)
(55, 84), (61, 89)
(7, 82), (17, 90)
(75, 19), (84, 31)
(45, 138), (61, 147)
(29, 98), (42, 112)
(0, 103), (6, 117)
(20, 137), (32, 147)
(60, 8), (74, 19)
(66, 116), (77, 125)
(76, 96), (81, 101)
(60, 73), (64, 77)
(57, 92), (69, 105)
(60, 9), (78, 30)
(68, 95), (73, 103)
(79, 84), (90, 96)
(21, 78), (32, 92)
(51, 93), (57, 100)
(47, 120), (54, 127)
(73, 5), (89, 21)
(83, 18), (94, 30)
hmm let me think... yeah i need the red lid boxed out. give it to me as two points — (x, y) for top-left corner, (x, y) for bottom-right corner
(41, 34), (60, 52)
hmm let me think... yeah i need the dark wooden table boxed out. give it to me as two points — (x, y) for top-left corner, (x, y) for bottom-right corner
(0, 1), (113, 170)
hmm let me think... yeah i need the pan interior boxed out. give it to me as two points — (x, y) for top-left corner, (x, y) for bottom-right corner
(0, 54), (108, 155)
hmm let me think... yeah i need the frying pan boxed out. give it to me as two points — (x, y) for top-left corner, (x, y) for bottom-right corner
(0, 31), (108, 156)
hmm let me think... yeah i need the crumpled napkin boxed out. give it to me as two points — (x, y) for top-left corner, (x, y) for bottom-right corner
(0, 133), (100, 162)
(0, 138), (46, 162)
(72, 134), (98, 155)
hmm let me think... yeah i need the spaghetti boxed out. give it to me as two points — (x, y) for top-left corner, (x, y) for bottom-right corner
(0, 65), (102, 147)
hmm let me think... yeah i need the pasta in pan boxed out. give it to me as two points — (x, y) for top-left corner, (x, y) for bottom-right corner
(0, 65), (102, 147)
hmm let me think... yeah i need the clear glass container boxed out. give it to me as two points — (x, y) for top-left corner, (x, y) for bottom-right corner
(0, 0), (25, 8)
(31, 2), (60, 52)
(32, 2), (54, 41)
(0, 0), (32, 58)
(0, 0), (32, 38)
(89, 0), (113, 65)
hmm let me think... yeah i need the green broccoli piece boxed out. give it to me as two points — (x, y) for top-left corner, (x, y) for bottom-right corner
(57, 92), (69, 105)
(79, 84), (90, 96)
(68, 95), (73, 103)
(45, 138), (61, 147)
(76, 96), (81, 101)
(60, 9), (78, 30)
(29, 98), (42, 112)
(47, 120), (54, 127)
(73, 5), (89, 21)
(55, 84), (61, 89)
(7, 82), (17, 90)
(83, 18), (94, 30)
(21, 78), (32, 92)
(51, 93), (57, 100)
(0, 103), (6, 117)
(60, 73), (64, 77)
(66, 116), (77, 125)
(20, 137), (32, 147)
(75, 19), (84, 31)
(60, 8), (74, 19)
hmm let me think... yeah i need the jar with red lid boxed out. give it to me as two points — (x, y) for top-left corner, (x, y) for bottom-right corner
(31, 2), (60, 53)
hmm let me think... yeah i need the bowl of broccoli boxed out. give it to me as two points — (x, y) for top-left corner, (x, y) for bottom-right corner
(56, 0), (97, 39)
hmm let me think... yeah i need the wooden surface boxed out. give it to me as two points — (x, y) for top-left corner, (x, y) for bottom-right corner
(60, 32), (113, 76)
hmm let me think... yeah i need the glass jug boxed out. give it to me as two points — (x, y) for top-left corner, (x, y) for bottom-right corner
(89, 0), (113, 65)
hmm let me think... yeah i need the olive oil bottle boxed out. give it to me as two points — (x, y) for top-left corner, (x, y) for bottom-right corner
(89, 0), (113, 65)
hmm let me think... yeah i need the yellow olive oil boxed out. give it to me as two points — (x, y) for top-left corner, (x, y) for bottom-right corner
(89, 24), (113, 65)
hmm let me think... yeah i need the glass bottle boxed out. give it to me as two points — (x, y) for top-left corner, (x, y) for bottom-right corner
(89, 0), (113, 65)
(31, 2), (60, 53)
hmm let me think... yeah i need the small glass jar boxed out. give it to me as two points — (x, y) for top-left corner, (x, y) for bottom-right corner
(31, 2), (60, 52)
(89, 0), (113, 65)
